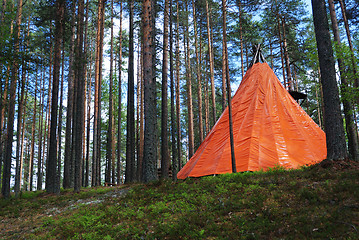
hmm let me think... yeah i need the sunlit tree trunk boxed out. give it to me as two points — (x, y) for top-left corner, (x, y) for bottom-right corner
(46, 0), (64, 194)
(161, 0), (170, 179)
(125, 0), (136, 183)
(281, 17), (293, 91)
(222, 0), (236, 173)
(106, 0), (115, 184)
(175, 0), (182, 171)
(338, 0), (359, 99)
(185, 0), (194, 158)
(142, 0), (158, 183)
(117, 0), (123, 184)
(2, 0), (22, 198)
(56, 48), (65, 191)
(312, 0), (348, 160)
(193, 0), (203, 144)
(238, 0), (244, 77)
(92, 0), (105, 186)
(328, 0), (359, 161)
(14, 52), (27, 196)
(169, 0), (177, 180)
(206, 0), (216, 125)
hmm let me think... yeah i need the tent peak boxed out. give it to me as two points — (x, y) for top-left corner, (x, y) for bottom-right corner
(249, 44), (267, 69)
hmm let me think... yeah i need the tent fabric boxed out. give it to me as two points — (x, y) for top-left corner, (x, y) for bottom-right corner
(177, 62), (327, 179)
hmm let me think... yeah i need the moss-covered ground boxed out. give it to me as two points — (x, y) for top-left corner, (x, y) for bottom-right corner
(1, 160), (359, 239)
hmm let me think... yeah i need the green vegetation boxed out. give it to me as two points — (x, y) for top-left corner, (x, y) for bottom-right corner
(1, 162), (359, 239)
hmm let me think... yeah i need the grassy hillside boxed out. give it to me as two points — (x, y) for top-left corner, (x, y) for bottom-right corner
(1, 160), (359, 239)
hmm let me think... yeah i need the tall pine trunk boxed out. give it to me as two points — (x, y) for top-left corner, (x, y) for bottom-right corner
(2, 0), (22, 198)
(338, 0), (359, 99)
(281, 17), (293, 91)
(106, 0), (115, 184)
(206, 0), (216, 125)
(142, 0), (158, 183)
(169, 0), (177, 180)
(46, 0), (64, 194)
(175, 0), (182, 171)
(185, 0), (194, 158)
(63, 0), (77, 189)
(92, 0), (105, 186)
(117, 0), (123, 184)
(328, 0), (359, 161)
(193, 0), (203, 144)
(161, 0), (170, 179)
(311, 0), (348, 160)
(125, 0), (136, 183)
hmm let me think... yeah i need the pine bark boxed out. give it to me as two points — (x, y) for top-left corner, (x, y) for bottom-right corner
(14, 52), (27, 196)
(238, 1), (244, 77)
(338, 0), (359, 97)
(161, 0), (170, 179)
(281, 17), (293, 91)
(46, 0), (64, 194)
(142, 0), (158, 183)
(193, 0), (203, 144)
(106, 0), (115, 184)
(117, 0), (123, 184)
(63, 0), (77, 189)
(92, 0), (105, 186)
(73, 0), (85, 193)
(311, 0), (348, 160)
(328, 0), (359, 161)
(125, 0), (136, 183)
(206, 0), (216, 125)
(175, 0), (182, 171)
(185, 0), (194, 158)
(2, 0), (22, 198)
(222, 0), (236, 173)
(169, 0), (177, 180)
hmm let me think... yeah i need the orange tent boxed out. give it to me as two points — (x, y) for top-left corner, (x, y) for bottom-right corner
(177, 62), (327, 179)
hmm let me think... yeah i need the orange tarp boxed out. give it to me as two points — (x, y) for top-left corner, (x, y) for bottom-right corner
(177, 63), (327, 179)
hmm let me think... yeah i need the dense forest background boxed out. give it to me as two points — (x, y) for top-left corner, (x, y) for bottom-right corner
(0, 0), (358, 198)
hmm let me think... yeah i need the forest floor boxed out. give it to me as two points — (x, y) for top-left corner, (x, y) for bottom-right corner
(1, 160), (359, 239)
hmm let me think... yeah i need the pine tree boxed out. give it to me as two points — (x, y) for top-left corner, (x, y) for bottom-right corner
(311, 0), (348, 160)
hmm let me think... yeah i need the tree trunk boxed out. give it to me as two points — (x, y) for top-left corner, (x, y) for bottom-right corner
(206, 0), (216, 125)
(56, 48), (65, 191)
(311, 0), (348, 160)
(176, 0), (182, 171)
(139, 44), (145, 182)
(281, 17), (293, 91)
(338, 0), (359, 97)
(142, 0), (158, 183)
(169, 0), (177, 180)
(328, 0), (359, 161)
(106, 0), (115, 184)
(36, 70), (45, 191)
(161, 0), (170, 179)
(221, 24), (227, 112)
(2, 0), (22, 198)
(193, 0), (203, 144)
(46, 0), (64, 194)
(238, 0), (244, 78)
(277, 15), (286, 88)
(73, 0), (85, 193)
(14, 53), (27, 196)
(185, 0), (194, 158)
(125, 0), (136, 183)
(92, 0), (105, 187)
(222, 0), (236, 173)
(63, 0), (77, 189)
(117, 0), (123, 185)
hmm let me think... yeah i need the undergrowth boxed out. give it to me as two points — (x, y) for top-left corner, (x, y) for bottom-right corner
(1, 164), (358, 239)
